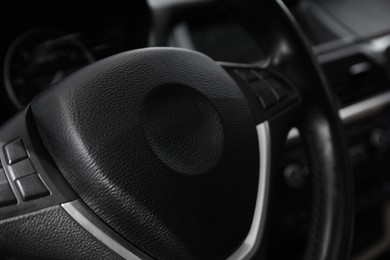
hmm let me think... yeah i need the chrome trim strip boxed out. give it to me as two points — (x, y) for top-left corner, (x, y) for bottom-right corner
(288, 90), (390, 141)
(62, 200), (149, 260)
(228, 121), (271, 260)
(340, 90), (390, 124)
(147, 0), (211, 9)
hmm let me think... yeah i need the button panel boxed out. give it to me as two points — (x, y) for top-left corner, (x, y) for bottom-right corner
(231, 67), (301, 117)
(0, 108), (77, 220)
(4, 138), (28, 165)
(235, 69), (259, 83)
(2, 137), (50, 204)
(0, 168), (17, 207)
(235, 68), (287, 110)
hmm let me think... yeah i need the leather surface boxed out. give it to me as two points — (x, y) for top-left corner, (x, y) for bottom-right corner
(31, 48), (260, 259)
(300, 110), (353, 260)
(0, 206), (121, 260)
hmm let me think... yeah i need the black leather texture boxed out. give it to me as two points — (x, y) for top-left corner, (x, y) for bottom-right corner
(0, 206), (121, 260)
(31, 48), (260, 259)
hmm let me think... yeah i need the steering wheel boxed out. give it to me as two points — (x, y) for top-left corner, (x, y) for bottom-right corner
(0, 0), (353, 259)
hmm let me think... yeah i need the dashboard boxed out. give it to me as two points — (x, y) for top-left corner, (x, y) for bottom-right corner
(0, 0), (150, 121)
(0, 0), (390, 259)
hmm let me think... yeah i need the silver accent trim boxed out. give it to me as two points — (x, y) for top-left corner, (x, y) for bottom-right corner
(147, 0), (211, 9)
(62, 122), (271, 260)
(228, 122), (271, 259)
(340, 90), (390, 124)
(62, 200), (149, 260)
(288, 90), (390, 140)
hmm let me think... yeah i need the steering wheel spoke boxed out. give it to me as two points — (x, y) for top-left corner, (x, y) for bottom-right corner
(220, 62), (302, 124)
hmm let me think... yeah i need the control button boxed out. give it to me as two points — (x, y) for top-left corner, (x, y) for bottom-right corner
(0, 184), (17, 207)
(4, 138), (28, 165)
(283, 164), (309, 189)
(257, 87), (278, 109)
(8, 159), (36, 181)
(15, 174), (49, 201)
(235, 69), (259, 83)
(0, 169), (17, 207)
(253, 69), (271, 79)
(267, 78), (288, 100)
(249, 80), (268, 94)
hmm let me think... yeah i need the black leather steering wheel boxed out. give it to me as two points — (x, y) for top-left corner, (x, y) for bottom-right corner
(0, 0), (353, 259)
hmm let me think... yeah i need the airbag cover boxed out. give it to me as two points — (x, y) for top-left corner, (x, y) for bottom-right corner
(31, 48), (259, 259)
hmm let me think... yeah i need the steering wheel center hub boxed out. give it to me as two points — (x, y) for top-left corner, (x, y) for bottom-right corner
(142, 84), (224, 176)
(31, 48), (261, 259)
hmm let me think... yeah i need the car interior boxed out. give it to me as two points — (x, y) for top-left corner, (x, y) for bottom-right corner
(0, 0), (390, 259)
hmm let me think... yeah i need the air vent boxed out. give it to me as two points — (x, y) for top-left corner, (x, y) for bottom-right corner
(322, 54), (389, 106)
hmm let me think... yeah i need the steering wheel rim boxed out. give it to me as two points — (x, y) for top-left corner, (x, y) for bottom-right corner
(218, 0), (355, 259)
(0, 0), (353, 259)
